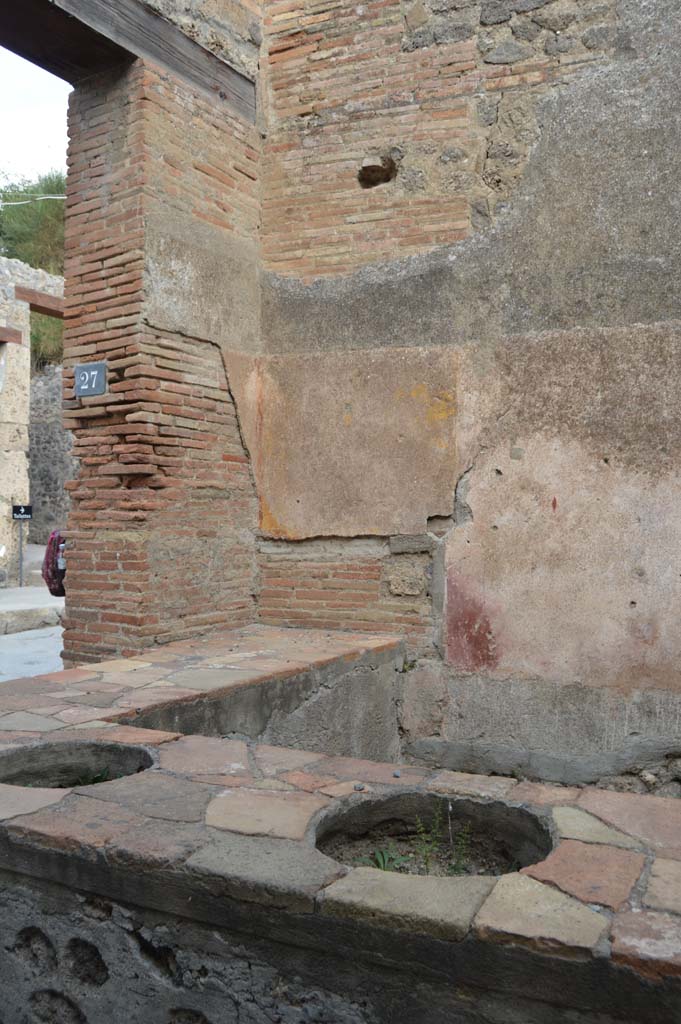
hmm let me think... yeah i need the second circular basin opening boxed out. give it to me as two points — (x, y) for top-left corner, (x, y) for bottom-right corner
(316, 791), (552, 877)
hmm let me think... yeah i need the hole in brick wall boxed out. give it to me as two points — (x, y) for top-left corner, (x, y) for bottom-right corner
(316, 792), (552, 876)
(0, 741), (153, 788)
(358, 154), (399, 189)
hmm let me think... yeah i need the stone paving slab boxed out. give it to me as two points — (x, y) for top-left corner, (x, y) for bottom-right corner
(473, 873), (608, 954)
(318, 867), (495, 941)
(0, 586), (63, 636)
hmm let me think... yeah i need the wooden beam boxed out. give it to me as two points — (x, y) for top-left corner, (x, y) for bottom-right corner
(0, 0), (256, 123)
(0, 327), (23, 345)
(0, 0), (131, 83)
(14, 287), (65, 319)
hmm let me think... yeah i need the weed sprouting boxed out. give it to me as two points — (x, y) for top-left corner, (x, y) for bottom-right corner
(357, 845), (410, 871)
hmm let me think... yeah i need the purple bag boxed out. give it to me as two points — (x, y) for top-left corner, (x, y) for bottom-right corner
(42, 530), (66, 597)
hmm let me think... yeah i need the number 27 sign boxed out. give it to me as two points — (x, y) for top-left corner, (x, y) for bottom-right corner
(75, 361), (107, 398)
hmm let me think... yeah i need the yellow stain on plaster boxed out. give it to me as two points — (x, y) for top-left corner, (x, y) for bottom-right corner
(395, 383), (457, 431)
(259, 494), (288, 538)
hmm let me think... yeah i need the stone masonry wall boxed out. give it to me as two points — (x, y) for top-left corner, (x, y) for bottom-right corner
(29, 364), (76, 545)
(260, 0), (617, 277)
(141, 0), (264, 80)
(0, 258), (63, 586)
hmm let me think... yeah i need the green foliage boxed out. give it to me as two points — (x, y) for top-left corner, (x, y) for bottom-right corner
(30, 312), (63, 371)
(448, 823), (472, 876)
(414, 804), (444, 875)
(0, 170), (66, 273)
(357, 845), (410, 872)
(0, 170), (66, 368)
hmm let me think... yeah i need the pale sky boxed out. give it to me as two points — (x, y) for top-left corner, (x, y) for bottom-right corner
(0, 47), (71, 185)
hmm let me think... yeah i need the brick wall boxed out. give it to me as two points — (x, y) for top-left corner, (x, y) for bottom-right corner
(261, 0), (617, 278)
(62, 60), (260, 663)
(258, 539), (436, 655)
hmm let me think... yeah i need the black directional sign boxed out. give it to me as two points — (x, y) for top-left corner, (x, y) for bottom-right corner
(12, 505), (32, 520)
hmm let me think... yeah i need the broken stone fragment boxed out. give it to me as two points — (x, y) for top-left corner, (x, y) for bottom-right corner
(404, 0), (429, 31)
(483, 39), (534, 63)
(545, 32), (576, 55)
(582, 24), (615, 49)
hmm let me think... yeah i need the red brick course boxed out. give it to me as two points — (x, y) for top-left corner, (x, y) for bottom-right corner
(62, 61), (260, 663)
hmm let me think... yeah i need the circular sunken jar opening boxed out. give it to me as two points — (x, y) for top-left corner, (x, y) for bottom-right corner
(316, 791), (552, 877)
(0, 741), (153, 789)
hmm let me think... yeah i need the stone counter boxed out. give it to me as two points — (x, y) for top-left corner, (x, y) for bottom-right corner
(0, 626), (680, 1021)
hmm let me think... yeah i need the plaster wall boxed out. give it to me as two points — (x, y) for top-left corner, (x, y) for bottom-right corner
(241, 0), (681, 777)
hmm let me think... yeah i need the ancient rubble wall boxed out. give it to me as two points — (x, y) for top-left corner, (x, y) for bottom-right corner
(29, 364), (76, 545)
(141, 0), (264, 80)
(0, 258), (63, 586)
(259, 0), (618, 278)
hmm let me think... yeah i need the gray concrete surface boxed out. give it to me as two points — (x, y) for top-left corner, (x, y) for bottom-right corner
(0, 626), (63, 682)
(0, 587), (64, 636)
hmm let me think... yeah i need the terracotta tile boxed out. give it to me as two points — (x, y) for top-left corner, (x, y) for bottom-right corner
(0, 782), (69, 820)
(426, 771), (517, 800)
(522, 840), (645, 910)
(512, 782), (581, 806)
(35, 669), (99, 685)
(0, 731), (42, 743)
(205, 788), (330, 840)
(611, 910), (681, 979)
(280, 770), (339, 792)
(8, 795), (147, 851)
(53, 726), (179, 746)
(159, 736), (249, 776)
(579, 789), (681, 857)
(255, 745), (325, 777)
(319, 780), (375, 798)
(112, 687), (197, 709)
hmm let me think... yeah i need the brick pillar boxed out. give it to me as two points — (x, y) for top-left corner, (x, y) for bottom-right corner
(62, 60), (259, 663)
